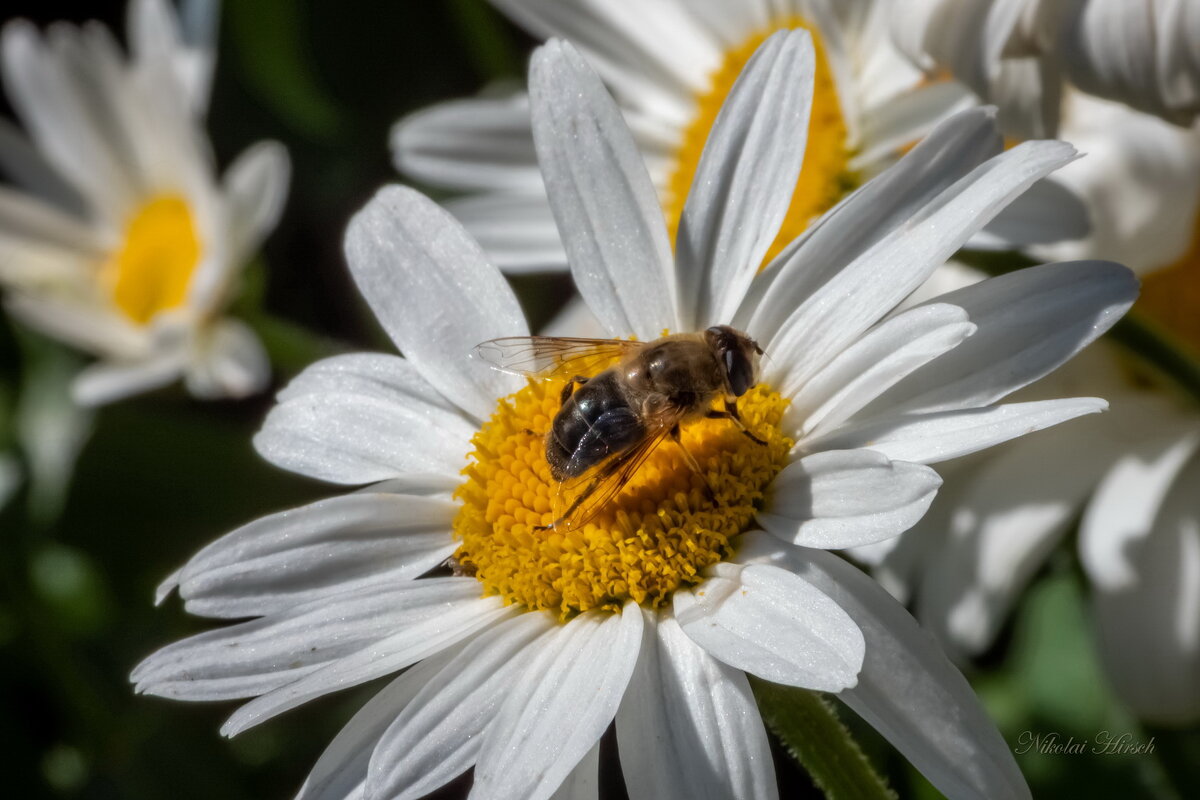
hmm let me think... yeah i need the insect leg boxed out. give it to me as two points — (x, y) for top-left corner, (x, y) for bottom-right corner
(559, 375), (591, 405)
(706, 399), (766, 445)
(669, 424), (716, 502)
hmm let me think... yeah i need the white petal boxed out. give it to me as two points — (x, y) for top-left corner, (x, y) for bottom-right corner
(0, 117), (87, 213)
(1080, 431), (1200, 591)
(806, 397), (1107, 465)
(220, 591), (512, 736)
(72, 350), (187, 406)
(737, 108), (1003, 346)
(528, 39), (677, 339)
(972, 177), (1090, 249)
(444, 192), (567, 273)
(787, 303), (975, 437)
(221, 140), (290, 266)
(7, 292), (147, 361)
(760, 450), (942, 549)
(472, 602), (644, 800)
(169, 492), (458, 619)
(367, 611), (556, 800)
(915, 424), (1119, 657)
(674, 562), (863, 691)
(295, 647), (460, 800)
(391, 94), (542, 192)
(853, 80), (975, 169)
(184, 319), (270, 400)
(342, 185), (526, 421)
(253, 353), (474, 485)
(861, 261), (1137, 417)
(674, 29), (816, 329)
(132, 578), (482, 702)
(764, 137), (1079, 397)
(1092, 463), (1200, 725)
(549, 741), (599, 800)
(616, 610), (777, 800)
(491, 0), (719, 123)
(736, 533), (1031, 800)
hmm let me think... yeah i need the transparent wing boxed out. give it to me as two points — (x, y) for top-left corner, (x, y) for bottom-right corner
(473, 336), (644, 380)
(547, 421), (674, 531)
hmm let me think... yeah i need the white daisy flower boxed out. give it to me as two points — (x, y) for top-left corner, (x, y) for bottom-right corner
(880, 0), (1200, 725)
(392, 0), (975, 273)
(0, 0), (290, 404)
(892, 0), (1200, 133)
(869, 264), (1200, 727)
(135, 32), (1137, 799)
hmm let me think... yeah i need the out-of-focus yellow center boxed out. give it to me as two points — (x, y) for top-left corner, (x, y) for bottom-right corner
(452, 375), (792, 617)
(1138, 210), (1200, 359)
(664, 18), (857, 267)
(103, 195), (201, 325)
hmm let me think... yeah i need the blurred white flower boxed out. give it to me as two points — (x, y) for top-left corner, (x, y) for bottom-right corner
(392, 0), (976, 273)
(892, 0), (1200, 134)
(865, 263), (1200, 727)
(135, 32), (1137, 800)
(0, 0), (290, 404)
(881, 0), (1200, 727)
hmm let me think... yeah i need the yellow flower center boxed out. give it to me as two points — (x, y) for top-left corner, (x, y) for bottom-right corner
(452, 376), (792, 617)
(664, 18), (857, 267)
(1137, 209), (1200, 359)
(103, 195), (202, 325)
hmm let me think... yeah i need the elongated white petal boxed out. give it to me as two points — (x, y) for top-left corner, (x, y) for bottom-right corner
(491, 0), (718, 123)
(1081, 431), (1200, 591)
(737, 533), (1031, 800)
(549, 741), (599, 800)
(445, 192), (567, 273)
(862, 261), (1137, 417)
(367, 611), (556, 800)
(221, 140), (290, 267)
(343, 185), (526, 422)
(472, 602), (643, 800)
(674, 563), (863, 691)
(254, 353), (474, 485)
(787, 303), (975, 437)
(973, 177), (1090, 249)
(0, 117), (87, 213)
(391, 94), (542, 192)
(737, 108), (1002, 344)
(184, 319), (269, 400)
(132, 578), (481, 701)
(674, 29), (815, 329)
(916, 425), (1119, 657)
(72, 350), (186, 406)
(295, 647), (461, 800)
(760, 450), (941, 549)
(766, 137), (1079, 397)
(528, 39), (677, 339)
(806, 397), (1107, 465)
(220, 592), (512, 736)
(616, 610), (778, 800)
(166, 492), (459, 619)
(1092, 459), (1200, 725)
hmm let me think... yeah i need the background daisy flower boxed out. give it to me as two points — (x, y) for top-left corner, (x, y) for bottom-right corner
(136, 31), (1136, 800)
(391, 0), (979, 274)
(0, 0), (289, 404)
(879, 0), (1200, 728)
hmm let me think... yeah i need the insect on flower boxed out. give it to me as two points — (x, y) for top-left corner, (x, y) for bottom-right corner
(474, 326), (766, 529)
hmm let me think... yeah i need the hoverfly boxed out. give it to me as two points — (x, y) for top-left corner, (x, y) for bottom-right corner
(473, 325), (766, 530)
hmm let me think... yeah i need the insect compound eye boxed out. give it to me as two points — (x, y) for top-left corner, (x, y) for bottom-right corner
(723, 347), (754, 396)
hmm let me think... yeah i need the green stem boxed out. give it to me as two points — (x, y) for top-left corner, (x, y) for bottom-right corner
(1108, 312), (1200, 406)
(751, 678), (897, 800)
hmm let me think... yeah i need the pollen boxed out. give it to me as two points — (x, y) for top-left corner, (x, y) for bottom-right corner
(103, 195), (202, 325)
(453, 378), (792, 617)
(664, 17), (858, 268)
